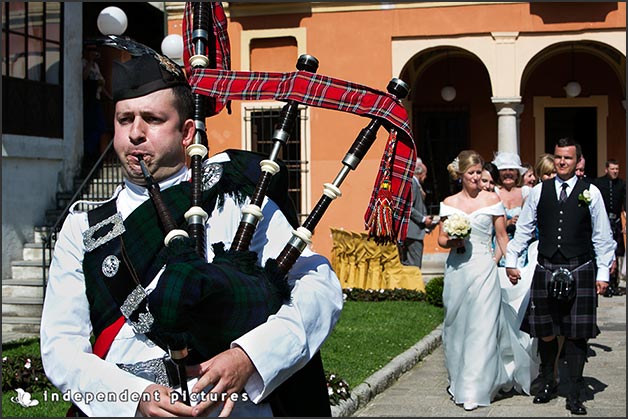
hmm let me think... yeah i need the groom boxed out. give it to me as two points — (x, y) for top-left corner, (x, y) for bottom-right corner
(505, 137), (616, 415)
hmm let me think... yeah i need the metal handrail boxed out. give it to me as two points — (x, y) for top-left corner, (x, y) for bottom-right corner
(41, 139), (124, 295)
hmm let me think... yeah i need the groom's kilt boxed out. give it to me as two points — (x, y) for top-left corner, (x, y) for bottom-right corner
(521, 255), (600, 339)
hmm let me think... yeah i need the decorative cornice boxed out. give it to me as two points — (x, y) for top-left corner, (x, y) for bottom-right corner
(165, 2), (185, 20)
(163, 2), (520, 19)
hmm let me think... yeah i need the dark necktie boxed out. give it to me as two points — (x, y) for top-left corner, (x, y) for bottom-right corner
(559, 183), (568, 203)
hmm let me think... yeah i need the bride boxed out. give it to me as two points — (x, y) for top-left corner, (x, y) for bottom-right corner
(437, 150), (538, 411)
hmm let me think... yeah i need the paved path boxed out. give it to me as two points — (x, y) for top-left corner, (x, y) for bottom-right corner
(334, 291), (626, 417)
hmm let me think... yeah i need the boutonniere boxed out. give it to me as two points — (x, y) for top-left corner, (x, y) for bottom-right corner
(578, 189), (592, 206)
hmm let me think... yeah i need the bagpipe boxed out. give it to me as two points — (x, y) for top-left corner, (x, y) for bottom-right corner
(103, 1), (417, 408)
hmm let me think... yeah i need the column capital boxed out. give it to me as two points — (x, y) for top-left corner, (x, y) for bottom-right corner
(492, 97), (523, 115)
(491, 96), (522, 106)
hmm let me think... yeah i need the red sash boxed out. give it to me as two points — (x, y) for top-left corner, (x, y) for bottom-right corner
(66, 316), (125, 417)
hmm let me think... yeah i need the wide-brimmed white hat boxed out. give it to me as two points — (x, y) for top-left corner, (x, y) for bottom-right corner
(492, 151), (527, 175)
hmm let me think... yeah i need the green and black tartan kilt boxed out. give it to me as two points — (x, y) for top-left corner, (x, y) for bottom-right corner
(521, 255), (600, 339)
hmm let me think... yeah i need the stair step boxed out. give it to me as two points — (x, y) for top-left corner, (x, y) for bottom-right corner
(3, 278), (44, 286)
(45, 210), (69, 227)
(3, 281), (45, 299)
(2, 162), (124, 343)
(56, 192), (75, 210)
(23, 242), (48, 262)
(421, 255), (446, 273)
(33, 226), (53, 244)
(2, 316), (42, 335)
(11, 260), (46, 280)
(1, 330), (39, 344)
(3, 297), (43, 317)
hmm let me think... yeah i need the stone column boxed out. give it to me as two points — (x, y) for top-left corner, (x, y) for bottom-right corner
(514, 103), (524, 151)
(492, 97), (522, 154)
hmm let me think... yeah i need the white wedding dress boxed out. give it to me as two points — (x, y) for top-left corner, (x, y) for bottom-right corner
(439, 202), (539, 408)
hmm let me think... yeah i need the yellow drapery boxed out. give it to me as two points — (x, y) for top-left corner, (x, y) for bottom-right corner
(329, 227), (424, 291)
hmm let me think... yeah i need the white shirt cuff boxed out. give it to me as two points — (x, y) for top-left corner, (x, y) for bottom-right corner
(231, 326), (304, 403)
(505, 254), (518, 268)
(596, 267), (610, 283)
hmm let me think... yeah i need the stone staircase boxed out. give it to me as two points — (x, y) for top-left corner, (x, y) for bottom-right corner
(2, 227), (50, 343)
(2, 158), (124, 344)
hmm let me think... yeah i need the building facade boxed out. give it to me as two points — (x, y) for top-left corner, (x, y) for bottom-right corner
(165, 2), (626, 259)
(2, 2), (625, 279)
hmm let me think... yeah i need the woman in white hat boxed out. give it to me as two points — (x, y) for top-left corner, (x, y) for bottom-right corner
(492, 151), (531, 267)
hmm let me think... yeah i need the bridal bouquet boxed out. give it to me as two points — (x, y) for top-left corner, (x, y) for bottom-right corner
(443, 213), (472, 253)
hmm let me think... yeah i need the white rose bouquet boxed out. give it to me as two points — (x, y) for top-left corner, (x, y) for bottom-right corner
(443, 213), (472, 253)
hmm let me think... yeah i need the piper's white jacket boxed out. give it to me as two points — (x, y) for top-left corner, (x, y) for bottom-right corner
(40, 152), (343, 417)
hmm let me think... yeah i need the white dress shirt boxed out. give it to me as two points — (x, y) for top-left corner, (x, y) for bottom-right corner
(505, 175), (616, 282)
(40, 152), (343, 416)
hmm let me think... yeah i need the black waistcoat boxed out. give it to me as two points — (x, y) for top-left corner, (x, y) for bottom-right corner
(593, 175), (626, 217)
(537, 178), (593, 260)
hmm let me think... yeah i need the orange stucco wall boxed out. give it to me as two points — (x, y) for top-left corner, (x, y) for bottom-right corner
(167, 2), (626, 261)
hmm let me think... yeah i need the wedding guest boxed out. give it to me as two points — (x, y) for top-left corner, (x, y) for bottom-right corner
(575, 156), (587, 180)
(522, 163), (537, 188)
(534, 153), (556, 182)
(399, 159), (434, 268)
(480, 162), (499, 192)
(574, 144), (590, 183)
(82, 43), (112, 174)
(592, 159), (626, 297)
(492, 151), (531, 266)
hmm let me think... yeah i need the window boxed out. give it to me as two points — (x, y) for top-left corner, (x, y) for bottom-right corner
(2, 2), (63, 137)
(245, 105), (310, 222)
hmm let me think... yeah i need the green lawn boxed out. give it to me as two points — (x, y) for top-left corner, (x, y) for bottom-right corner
(2, 299), (443, 416)
(2, 337), (71, 417)
(321, 300), (444, 388)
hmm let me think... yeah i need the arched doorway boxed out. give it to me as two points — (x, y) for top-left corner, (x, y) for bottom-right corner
(521, 40), (626, 178)
(402, 47), (494, 212)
